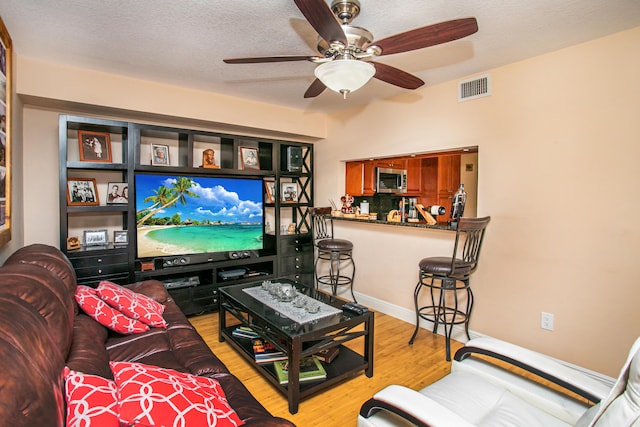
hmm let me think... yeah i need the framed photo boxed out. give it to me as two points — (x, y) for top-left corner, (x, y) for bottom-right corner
(0, 18), (13, 246)
(78, 130), (112, 162)
(106, 182), (128, 204)
(113, 230), (128, 245)
(264, 179), (275, 203)
(66, 236), (80, 251)
(83, 229), (108, 247)
(281, 182), (298, 203)
(66, 178), (99, 206)
(240, 146), (260, 170)
(201, 148), (219, 169)
(151, 144), (170, 165)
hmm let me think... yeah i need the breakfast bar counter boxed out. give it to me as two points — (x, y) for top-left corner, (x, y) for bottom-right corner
(331, 215), (455, 231)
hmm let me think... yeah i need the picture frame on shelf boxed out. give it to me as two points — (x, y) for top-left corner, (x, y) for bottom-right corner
(66, 178), (99, 206)
(113, 230), (128, 246)
(83, 229), (108, 247)
(281, 182), (298, 203)
(78, 130), (112, 162)
(106, 182), (128, 204)
(240, 146), (260, 170)
(264, 179), (275, 203)
(201, 148), (220, 169)
(151, 144), (170, 165)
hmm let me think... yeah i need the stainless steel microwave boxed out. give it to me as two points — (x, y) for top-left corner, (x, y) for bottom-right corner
(376, 167), (407, 193)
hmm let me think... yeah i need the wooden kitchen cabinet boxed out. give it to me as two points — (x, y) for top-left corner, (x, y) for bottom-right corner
(345, 160), (377, 196)
(437, 155), (461, 209)
(345, 161), (364, 196)
(345, 153), (464, 210)
(375, 158), (407, 169)
(406, 158), (422, 194)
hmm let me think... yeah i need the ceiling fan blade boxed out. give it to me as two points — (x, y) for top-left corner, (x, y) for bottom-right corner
(303, 78), (327, 98)
(374, 17), (478, 56)
(294, 0), (347, 45)
(223, 55), (319, 64)
(372, 62), (425, 90)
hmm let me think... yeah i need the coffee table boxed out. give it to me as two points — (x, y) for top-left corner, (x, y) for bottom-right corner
(218, 279), (374, 414)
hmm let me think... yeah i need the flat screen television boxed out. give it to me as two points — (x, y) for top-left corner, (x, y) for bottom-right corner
(134, 173), (264, 260)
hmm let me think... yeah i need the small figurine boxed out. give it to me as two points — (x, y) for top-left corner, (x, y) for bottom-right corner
(341, 194), (354, 214)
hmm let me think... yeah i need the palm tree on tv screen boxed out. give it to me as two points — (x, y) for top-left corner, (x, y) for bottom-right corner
(136, 177), (199, 226)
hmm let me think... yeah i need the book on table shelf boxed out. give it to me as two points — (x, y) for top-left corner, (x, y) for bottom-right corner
(231, 326), (260, 340)
(273, 356), (327, 385)
(252, 338), (287, 364)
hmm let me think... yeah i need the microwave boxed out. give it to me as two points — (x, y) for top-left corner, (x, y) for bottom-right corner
(376, 167), (407, 193)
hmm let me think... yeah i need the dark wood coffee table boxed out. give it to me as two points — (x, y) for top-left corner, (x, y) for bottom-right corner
(218, 279), (374, 414)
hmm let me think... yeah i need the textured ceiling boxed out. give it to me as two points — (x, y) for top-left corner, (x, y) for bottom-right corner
(1, 0), (639, 113)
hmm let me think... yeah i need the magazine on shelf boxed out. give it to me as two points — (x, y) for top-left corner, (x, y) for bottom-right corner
(252, 338), (287, 364)
(273, 356), (327, 385)
(232, 326), (260, 340)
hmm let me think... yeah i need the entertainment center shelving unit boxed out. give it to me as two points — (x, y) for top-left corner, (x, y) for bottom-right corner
(59, 115), (314, 315)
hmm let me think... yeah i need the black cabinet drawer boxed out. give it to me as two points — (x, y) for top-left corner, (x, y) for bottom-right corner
(280, 272), (314, 288)
(280, 235), (313, 256)
(168, 284), (218, 316)
(77, 272), (130, 288)
(278, 252), (313, 274)
(69, 251), (130, 282)
(69, 252), (129, 268)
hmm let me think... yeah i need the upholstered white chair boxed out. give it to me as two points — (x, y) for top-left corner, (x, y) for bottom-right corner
(359, 336), (640, 427)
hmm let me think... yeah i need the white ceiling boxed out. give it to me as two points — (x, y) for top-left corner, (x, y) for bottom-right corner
(1, 1), (640, 113)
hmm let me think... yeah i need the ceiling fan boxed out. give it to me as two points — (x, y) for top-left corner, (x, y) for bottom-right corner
(223, 0), (478, 99)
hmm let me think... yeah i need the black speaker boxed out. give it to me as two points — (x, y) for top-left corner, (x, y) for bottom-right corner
(287, 146), (303, 172)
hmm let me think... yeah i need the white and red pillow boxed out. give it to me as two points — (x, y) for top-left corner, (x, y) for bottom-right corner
(110, 361), (244, 427)
(64, 367), (119, 427)
(96, 281), (167, 328)
(75, 286), (149, 335)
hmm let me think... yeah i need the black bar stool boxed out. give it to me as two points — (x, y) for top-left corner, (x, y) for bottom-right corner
(310, 207), (356, 302)
(409, 216), (491, 360)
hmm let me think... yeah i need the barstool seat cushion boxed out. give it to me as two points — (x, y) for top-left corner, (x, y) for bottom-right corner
(317, 238), (353, 251)
(419, 257), (471, 277)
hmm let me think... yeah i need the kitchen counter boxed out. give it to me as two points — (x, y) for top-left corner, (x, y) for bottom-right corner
(332, 215), (454, 231)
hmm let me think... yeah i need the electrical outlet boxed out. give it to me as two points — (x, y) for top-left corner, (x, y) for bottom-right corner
(541, 312), (554, 331)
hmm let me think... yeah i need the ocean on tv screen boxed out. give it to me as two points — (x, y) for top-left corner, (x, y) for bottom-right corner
(135, 174), (264, 258)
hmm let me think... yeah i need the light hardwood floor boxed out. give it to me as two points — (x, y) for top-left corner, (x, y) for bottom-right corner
(189, 310), (463, 427)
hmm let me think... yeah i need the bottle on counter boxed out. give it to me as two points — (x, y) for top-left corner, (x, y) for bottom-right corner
(426, 205), (446, 216)
(449, 184), (467, 224)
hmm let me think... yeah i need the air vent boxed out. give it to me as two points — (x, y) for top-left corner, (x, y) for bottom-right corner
(458, 74), (490, 102)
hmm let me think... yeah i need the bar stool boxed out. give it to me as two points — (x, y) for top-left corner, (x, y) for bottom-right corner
(310, 207), (356, 302)
(409, 216), (490, 360)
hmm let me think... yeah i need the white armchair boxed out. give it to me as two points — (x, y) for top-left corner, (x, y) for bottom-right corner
(359, 336), (640, 427)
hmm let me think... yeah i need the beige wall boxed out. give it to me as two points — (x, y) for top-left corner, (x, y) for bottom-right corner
(7, 26), (640, 376)
(315, 26), (640, 376)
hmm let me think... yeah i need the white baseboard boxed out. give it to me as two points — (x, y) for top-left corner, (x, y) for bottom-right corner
(352, 291), (484, 345)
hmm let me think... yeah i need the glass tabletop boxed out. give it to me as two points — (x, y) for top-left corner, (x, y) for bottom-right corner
(219, 279), (363, 337)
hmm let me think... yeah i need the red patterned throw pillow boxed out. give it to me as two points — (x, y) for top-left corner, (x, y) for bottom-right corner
(110, 361), (244, 427)
(64, 367), (119, 427)
(75, 286), (149, 335)
(96, 281), (167, 328)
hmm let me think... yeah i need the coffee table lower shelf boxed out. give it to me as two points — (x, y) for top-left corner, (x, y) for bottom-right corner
(220, 326), (372, 412)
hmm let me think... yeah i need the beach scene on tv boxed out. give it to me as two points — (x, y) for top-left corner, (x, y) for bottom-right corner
(135, 174), (263, 258)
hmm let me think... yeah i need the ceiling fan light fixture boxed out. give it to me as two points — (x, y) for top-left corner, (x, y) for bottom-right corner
(314, 60), (375, 98)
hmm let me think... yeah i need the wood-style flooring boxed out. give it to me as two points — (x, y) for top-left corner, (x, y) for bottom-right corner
(189, 310), (463, 427)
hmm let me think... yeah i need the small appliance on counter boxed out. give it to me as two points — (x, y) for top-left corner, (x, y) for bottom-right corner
(449, 184), (467, 226)
(407, 198), (419, 222)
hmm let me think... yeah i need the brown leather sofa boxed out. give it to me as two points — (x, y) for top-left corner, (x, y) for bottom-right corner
(0, 243), (294, 426)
